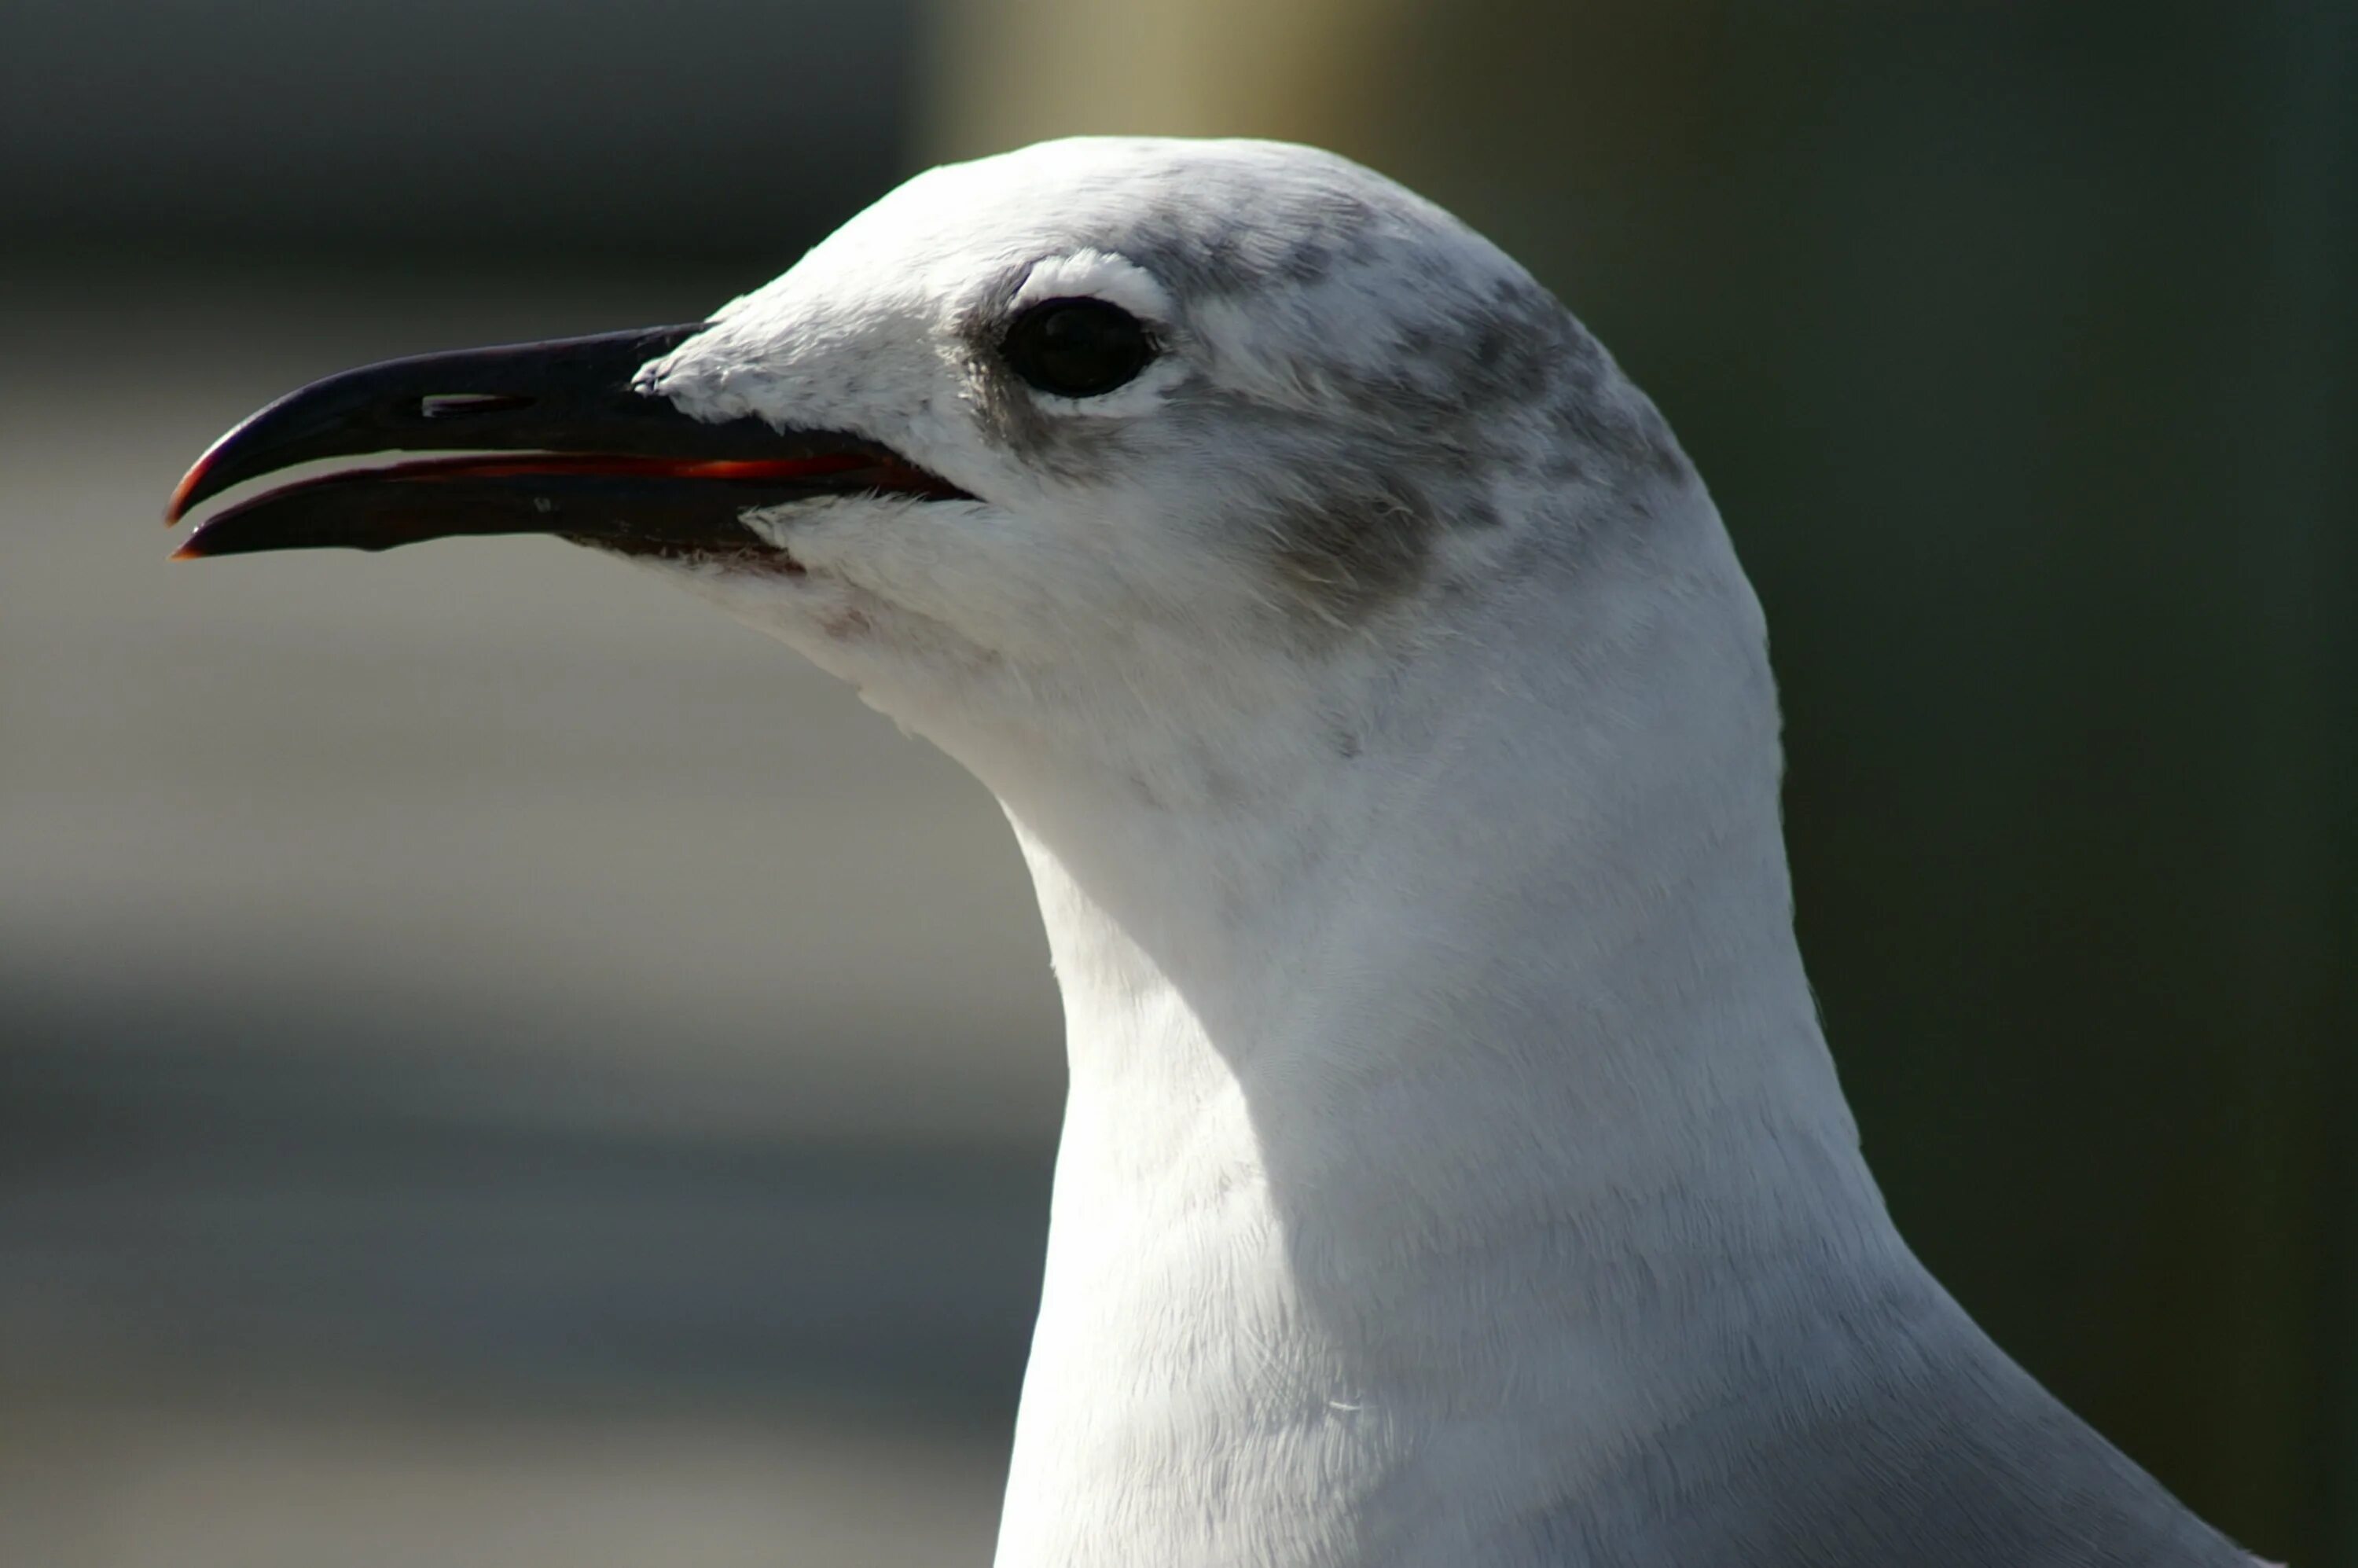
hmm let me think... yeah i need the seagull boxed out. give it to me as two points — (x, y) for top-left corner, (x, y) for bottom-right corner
(167, 137), (2266, 1566)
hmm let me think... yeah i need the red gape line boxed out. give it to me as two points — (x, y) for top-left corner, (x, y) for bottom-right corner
(170, 448), (958, 524)
(332, 452), (893, 483)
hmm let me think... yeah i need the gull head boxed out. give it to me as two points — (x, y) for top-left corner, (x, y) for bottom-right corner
(170, 138), (1705, 799)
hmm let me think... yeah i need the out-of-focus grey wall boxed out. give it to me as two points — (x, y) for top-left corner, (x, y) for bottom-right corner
(2, 1), (2350, 1565)
(0, 0), (916, 265)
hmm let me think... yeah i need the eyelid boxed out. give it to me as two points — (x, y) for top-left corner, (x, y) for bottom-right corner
(1009, 250), (1176, 327)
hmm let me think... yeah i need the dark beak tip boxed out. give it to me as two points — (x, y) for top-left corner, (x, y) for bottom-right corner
(167, 428), (241, 524)
(165, 469), (204, 526)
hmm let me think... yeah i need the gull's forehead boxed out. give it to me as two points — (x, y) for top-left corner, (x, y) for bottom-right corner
(729, 136), (1522, 328)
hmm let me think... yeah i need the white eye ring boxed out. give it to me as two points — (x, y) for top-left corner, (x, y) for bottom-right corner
(1012, 250), (1175, 327)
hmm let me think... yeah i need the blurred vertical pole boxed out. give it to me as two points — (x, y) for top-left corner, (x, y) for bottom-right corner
(920, 2), (2355, 1562)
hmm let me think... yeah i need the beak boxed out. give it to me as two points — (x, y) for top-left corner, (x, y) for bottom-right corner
(167, 324), (968, 560)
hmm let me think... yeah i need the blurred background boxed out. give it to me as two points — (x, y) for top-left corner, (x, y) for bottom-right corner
(2, 1), (2350, 1562)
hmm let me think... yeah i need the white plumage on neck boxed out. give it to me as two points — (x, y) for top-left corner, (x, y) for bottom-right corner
(971, 478), (1912, 1565)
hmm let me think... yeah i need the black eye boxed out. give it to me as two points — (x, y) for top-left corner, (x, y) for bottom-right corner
(1001, 297), (1156, 398)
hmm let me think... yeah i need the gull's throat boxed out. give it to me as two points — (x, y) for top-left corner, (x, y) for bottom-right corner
(973, 508), (1919, 1565)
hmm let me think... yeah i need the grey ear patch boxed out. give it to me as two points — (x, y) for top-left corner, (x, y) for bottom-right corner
(1263, 478), (1436, 626)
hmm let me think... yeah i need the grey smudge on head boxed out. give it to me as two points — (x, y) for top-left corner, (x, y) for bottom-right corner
(954, 154), (1694, 630)
(1121, 189), (1390, 299)
(1355, 273), (1688, 489)
(1233, 277), (1690, 625)
(1261, 472), (1436, 626)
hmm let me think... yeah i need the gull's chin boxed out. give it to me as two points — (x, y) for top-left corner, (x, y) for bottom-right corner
(568, 534), (809, 576)
(642, 545), (869, 641)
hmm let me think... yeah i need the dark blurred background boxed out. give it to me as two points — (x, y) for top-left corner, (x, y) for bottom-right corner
(2, 2), (2350, 1563)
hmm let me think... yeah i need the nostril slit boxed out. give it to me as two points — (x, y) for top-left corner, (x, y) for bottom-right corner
(420, 392), (534, 419)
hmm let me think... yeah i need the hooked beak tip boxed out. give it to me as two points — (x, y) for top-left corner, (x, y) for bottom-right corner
(165, 471), (200, 526)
